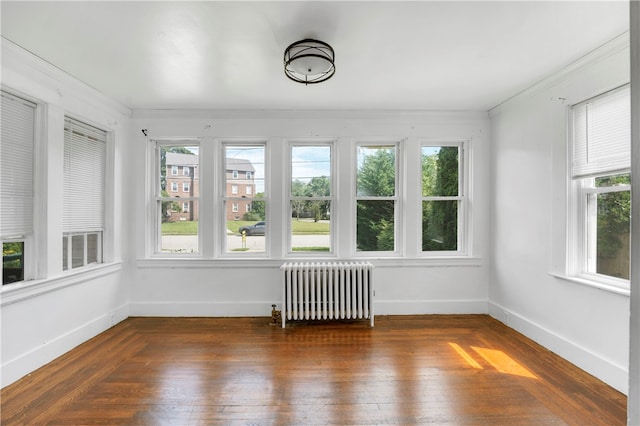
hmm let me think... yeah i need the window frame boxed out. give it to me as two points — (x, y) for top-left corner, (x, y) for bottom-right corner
(567, 84), (631, 290)
(420, 141), (466, 256)
(1, 90), (37, 284)
(287, 140), (335, 256)
(152, 140), (201, 256)
(354, 141), (401, 256)
(221, 140), (268, 257)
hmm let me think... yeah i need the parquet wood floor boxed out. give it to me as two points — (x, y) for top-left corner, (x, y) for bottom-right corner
(1, 315), (627, 425)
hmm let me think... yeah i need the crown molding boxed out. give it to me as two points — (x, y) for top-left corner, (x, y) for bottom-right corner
(131, 108), (488, 121)
(490, 31), (630, 114)
(1, 37), (131, 117)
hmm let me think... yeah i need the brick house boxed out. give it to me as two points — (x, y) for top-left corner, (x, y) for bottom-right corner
(165, 152), (199, 222)
(225, 158), (256, 221)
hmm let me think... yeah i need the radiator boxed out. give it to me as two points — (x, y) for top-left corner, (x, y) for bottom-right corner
(280, 262), (374, 328)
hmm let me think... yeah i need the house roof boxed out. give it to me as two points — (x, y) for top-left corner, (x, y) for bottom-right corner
(227, 158), (255, 173)
(166, 152), (198, 167)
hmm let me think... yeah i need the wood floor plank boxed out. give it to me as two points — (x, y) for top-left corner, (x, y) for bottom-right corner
(1, 315), (627, 425)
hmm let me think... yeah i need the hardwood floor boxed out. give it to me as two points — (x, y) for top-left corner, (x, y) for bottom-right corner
(1, 315), (626, 425)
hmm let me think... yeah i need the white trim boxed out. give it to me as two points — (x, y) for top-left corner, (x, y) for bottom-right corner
(135, 257), (483, 269)
(129, 300), (487, 318)
(491, 32), (629, 112)
(375, 299), (488, 315)
(132, 108), (489, 121)
(0, 262), (122, 306)
(549, 272), (629, 296)
(489, 302), (629, 394)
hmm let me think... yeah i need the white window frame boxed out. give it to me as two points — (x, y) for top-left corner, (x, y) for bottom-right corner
(63, 231), (103, 271)
(354, 141), (401, 256)
(568, 84), (631, 290)
(183, 202), (190, 213)
(287, 141), (335, 255)
(63, 117), (107, 271)
(183, 182), (190, 193)
(171, 165), (178, 176)
(246, 185), (252, 195)
(420, 141), (466, 256)
(221, 140), (268, 257)
(232, 202), (239, 213)
(231, 184), (238, 195)
(183, 166), (190, 176)
(152, 140), (201, 256)
(1, 91), (37, 284)
(246, 171), (252, 179)
(171, 182), (178, 192)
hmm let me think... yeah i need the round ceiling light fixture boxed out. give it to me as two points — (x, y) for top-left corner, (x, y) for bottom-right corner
(284, 39), (335, 85)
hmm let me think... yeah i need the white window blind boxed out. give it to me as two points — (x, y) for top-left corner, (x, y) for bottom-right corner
(1, 91), (35, 238)
(63, 118), (106, 232)
(572, 85), (630, 178)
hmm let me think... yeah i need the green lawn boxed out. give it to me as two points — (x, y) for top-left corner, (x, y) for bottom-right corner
(162, 219), (330, 235)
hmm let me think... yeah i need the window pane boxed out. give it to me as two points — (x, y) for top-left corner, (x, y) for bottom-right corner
(357, 146), (395, 197)
(291, 146), (331, 194)
(291, 145), (331, 253)
(595, 173), (631, 187)
(356, 200), (395, 251)
(160, 145), (199, 254)
(228, 200), (266, 253)
(422, 200), (458, 251)
(422, 146), (459, 196)
(72, 234), (84, 268)
(291, 201), (331, 252)
(225, 146), (265, 254)
(63, 236), (68, 271)
(3, 242), (24, 284)
(87, 233), (99, 264)
(593, 190), (630, 279)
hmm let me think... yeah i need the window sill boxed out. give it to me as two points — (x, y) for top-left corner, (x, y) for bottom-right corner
(136, 256), (483, 269)
(0, 262), (123, 307)
(549, 272), (630, 297)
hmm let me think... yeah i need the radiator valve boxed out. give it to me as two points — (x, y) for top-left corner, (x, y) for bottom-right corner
(270, 304), (282, 326)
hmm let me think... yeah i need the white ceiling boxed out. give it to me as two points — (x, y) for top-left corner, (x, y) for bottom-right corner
(0, 1), (630, 112)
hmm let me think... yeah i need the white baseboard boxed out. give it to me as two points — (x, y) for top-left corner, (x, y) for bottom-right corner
(374, 299), (489, 315)
(130, 299), (489, 318)
(129, 301), (278, 317)
(1, 303), (129, 388)
(488, 302), (628, 395)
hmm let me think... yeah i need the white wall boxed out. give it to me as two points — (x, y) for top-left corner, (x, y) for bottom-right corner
(489, 35), (631, 393)
(0, 41), (130, 387)
(126, 112), (492, 319)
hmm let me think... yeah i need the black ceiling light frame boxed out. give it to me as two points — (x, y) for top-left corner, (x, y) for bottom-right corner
(284, 39), (335, 85)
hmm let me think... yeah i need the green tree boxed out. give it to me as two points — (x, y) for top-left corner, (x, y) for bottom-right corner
(306, 176), (331, 221)
(422, 147), (458, 251)
(291, 180), (307, 220)
(595, 174), (631, 277)
(356, 148), (395, 251)
(251, 193), (266, 220)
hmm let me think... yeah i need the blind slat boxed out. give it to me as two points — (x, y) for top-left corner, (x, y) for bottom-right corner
(1, 92), (35, 238)
(572, 85), (630, 178)
(63, 118), (106, 232)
